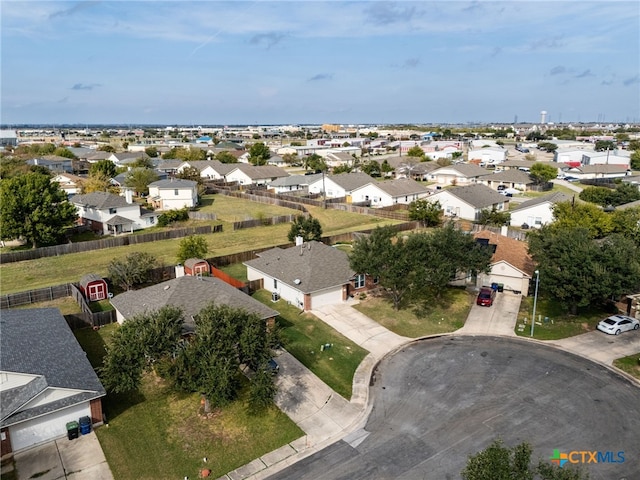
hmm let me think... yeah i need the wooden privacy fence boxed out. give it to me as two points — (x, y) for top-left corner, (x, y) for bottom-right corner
(0, 225), (216, 264)
(0, 284), (73, 309)
(233, 214), (302, 230)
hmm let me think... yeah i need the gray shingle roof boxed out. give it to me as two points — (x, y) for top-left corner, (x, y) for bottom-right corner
(231, 164), (289, 180)
(269, 173), (322, 187)
(149, 179), (197, 189)
(371, 178), (429, 196)
(433, 164), (488, 177)
(105, 215), (135, 226)
(511, 192), (572, 211)
(243, 241), (355, 293)
(110, 276), (278, 328)
(72, 191), (131, 209)
(440, 184), (508, 208)
(327, 172), (376, 190)
(0, 308), (106, 427)
(481, 170), (534, 184)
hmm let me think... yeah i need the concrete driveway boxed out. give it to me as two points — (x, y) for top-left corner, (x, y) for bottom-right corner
(13, 431), (113, 480)
(548, 329), (640, 365)
(456, 290), (521, 337)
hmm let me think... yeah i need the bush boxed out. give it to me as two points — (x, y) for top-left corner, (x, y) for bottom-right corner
(158, 207), (189, 227)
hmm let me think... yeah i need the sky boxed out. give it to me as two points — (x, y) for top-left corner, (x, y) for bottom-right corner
(1, 1), (639, 126)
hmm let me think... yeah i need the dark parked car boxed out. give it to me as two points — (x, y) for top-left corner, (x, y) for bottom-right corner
(476, 287), (496, 307)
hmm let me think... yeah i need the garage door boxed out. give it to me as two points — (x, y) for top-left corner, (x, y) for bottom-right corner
(487, 274), (522, 292)
(310, 288), (342, 309)
(10, 403), (90, 452)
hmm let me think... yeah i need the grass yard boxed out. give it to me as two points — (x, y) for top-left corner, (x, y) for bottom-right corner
(252, 289), (368, 400)
(514, 296), (613, 340)
(9, 296), (82, 315)
(0, 196), (400, 295)
(219, 263), (249, 282)
(199, 194), (301, 222)
(613, 353), (640, 381)
(74, 324), (303, 480)
(352, 287), (473, 338)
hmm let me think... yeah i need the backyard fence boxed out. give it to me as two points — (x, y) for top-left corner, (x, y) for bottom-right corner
(0, 284), (74, 309)
(232, 214), (302, 230)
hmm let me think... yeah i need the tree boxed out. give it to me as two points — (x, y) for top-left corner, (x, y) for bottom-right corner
(248, 142), (271, 166)
(360, 159), (381, 176)
(529, 163), (558, 184)
(80, 172), (119, 194)
(631, 150), (640, 170)
(578, 186), (611, 206)
(287, 215), (323, 242)
(108, 251), (158, 291)
(248, 361), (278, 413)
(90, 159), (118, 178)
(461, 439), (589, 480)
(177, 235), (208, 264)
(408, 199), (442, 227)
(0, 172), (78, 248)
(97, 144), (115, 153)
(130, 156), (154, 169)
(215, 151), (238, 164)
(305, 154), (327, 172)
(53, 147), (77, 159)
(145, 146), (159, 158)
(333, 164), (352, 174)
(551, 201), (612, 238)
(478, 208), (511, 226)
(594, 140), (615, 151)
(176, 166), (202, 183)
(406, 146), (425, 159)
(124, 167), (159, 196)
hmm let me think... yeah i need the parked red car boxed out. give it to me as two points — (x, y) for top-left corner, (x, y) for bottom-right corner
(476, 287), (496, 307)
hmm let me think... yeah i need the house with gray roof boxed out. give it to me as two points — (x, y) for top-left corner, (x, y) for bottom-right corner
(509, 192), (573, 229)
(0, 308), (106, 456)
(26, 155), (73, 174)
(478, 169), (535, 192)
(427, 164), (489, 187)
(244, 240), (363, 311)
(177, 160), (236, 180)
(110, 276), (278, 332)
(224, 164), (289, 186)
(350, 177), (430, 207)
(147, 178), (198, 210)
(307, 172), (375, 199)
(71, 191), (158, 234)
(269, 173), (322, 194)
(425, 184), (509, 221)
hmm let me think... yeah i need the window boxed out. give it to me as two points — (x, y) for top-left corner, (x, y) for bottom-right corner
(174, 189), (179, 195)
(273, 279), (278, 289)
(109, 208), (117, 214)
(354, 274), (365, 289)
(535, 217), (542, 225)
(373, 276), (379, 285)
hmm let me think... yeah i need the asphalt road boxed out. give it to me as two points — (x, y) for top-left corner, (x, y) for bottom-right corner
(269, 336), (640, 480)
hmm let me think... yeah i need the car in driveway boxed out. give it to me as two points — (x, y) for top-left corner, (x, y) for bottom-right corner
(596, 314), (640, 335)
(476, 287), (496, 307)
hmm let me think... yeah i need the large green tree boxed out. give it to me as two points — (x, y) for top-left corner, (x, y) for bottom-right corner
(108, 251), (158, 291)
(529, 163), (558, 184)
(406, 145), (426, 159)
(89, 159), (118, 178)
(124, 167), (159, 196)
(215, 151), (238, 164)
(408, 199), (442, 227)
(287, 215), (323, 242)
(248, 142), (271, 166)
(0, 172), (78, 248)
(177, 235), (208, 264)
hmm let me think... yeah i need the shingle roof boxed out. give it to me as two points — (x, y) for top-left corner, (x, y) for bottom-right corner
(433, 164), (489, 177)
(481, 170), (534, 184)
(110, 276), (278, 329)
(370, 178), (430, 196)
(269, 173), (322, 187)
(184, 258), (208, 269)
(327, 172), (376, 190)
(0, 308), (106, 427)
(72, 191), (132, 209)
(439, 184), (507, 208)
(105, 215), (135, 226)
(243, 240), (355, 293)
(230, 164), (289, 179)
(474, 230), (535, 276)
(149, 179), (197, 189)
(511, 192), (572, 211)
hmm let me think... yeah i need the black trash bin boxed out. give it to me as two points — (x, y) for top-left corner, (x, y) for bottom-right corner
(79, 416), (92, 435)
(66, 421), (79, 440)
(497, 283), (504, 292)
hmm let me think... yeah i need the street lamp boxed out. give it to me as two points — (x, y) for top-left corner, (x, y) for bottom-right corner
(530, 270), (540, 337)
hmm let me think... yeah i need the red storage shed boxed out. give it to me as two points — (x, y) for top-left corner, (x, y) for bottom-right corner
(79, 273), (109, 301)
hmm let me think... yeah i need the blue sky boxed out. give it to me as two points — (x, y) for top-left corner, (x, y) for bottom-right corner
(2, 1), (639, 125)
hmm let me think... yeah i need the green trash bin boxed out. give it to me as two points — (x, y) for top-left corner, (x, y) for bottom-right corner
(66, 421), (79, 440)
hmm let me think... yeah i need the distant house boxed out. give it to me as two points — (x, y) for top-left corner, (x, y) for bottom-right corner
(269, 173), (322, 194)
(0, 309), (106, 456)
(509, 192), (572, 229)
(478, 170), (535, 192)
(244, 240), (367, 311)
(427, 164), (489, 187)
(71, 191), (158, 234)
(184, 258), (210, 276)
(224, 164), (289, 186)
(147, 179), (198, 210)
(564, 164), (630, 180)
(307, 172), (375, 199)
(176, 160), (235, 180)
(26, 156), (73, 174)
(386, 157), (440, 181)
(425, 184), (509, 221)
(473, 230), (535, 295)
(350, 177), (430, 207)
(107, 152), (151, 167)
(0, 129), (18, 147)
(581, 149), (630, 167)
(110, 276), (278, 332)
(52, 173), (85, 197)
(467, 147), (507, 165)
(79, 273), (109, 301)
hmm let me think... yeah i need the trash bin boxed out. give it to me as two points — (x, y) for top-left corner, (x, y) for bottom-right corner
(66, 421), (79, 440)
(497, 283), (504, 292)
(491, 283), (499, 291)
(79, 416), (92, 435)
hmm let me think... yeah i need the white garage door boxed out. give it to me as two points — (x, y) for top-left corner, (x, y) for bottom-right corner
(487, 274), (522, 293)
(310, 288), (342, 309)
(10, 403), (90, 452)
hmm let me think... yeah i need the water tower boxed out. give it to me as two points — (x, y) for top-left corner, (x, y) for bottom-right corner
(540, 110), (548, 124)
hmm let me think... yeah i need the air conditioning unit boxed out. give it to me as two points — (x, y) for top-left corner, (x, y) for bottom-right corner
(271, 292), (280, 302)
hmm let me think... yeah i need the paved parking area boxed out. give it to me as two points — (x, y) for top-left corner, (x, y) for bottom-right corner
(13, 432), (113, 480)
(270, 336), (640, 479)
(456, 290), (521, 336)
(549, 329), (640, 365)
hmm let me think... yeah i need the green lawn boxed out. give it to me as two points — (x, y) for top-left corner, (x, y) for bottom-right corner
(74, 324), (303, 480)
(0, 196), (399, 295)
(353, 287), (473, 338)
(514, 296), (613, 340)
(252, 289), (369, 400)
(613, 353), (640, 381)
(199, 194), (301, 222)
